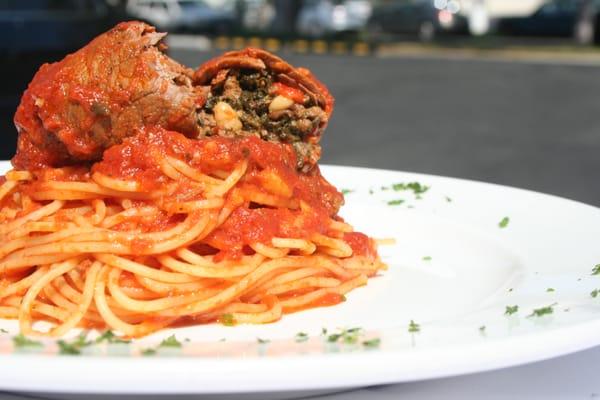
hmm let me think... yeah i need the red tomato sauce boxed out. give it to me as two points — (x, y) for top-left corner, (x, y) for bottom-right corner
(10, 127), (379, 262)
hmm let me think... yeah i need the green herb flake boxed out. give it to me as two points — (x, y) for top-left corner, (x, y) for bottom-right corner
(546, 288), (555, 293)
(326, 327), (363, 344)
(387, 199), (404, 206)
(141, 348), (157, 356)
(220, 313), (236, 327)
(12, 334), (42, 348)
(504, 305), (519, 316)
(445, 196), (452, 202)
(0, 328), (8, 334)
(321, 327), (328, 336)
(499, 217), (510, 228)
(326, 333), (342, 342)
(508, 288), (514, 292)
(408, 320), (420, 333)
(422, 256), (432, 261)
(342, 328), (363, 344)
(592, 264), (600, 275)
(479, 325), (486, 332)
(341, 189), (354, 195)
(392, 182), (430, 195)
(369, 189), (374, 195)
(362, 338), (381, 349)
(160, 335), (182, 348)
(95, 330), (130, 344)
(295, 332), (309, 343)
(57, 340), (82, 355)
(257, 338), (270, 344)
(527, 303), (557, 318)
(57, 332), (92, 355)
(591, 289), (599, 298)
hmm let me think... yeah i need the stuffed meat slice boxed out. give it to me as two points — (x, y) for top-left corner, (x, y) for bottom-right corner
(194, 48), (335, 171)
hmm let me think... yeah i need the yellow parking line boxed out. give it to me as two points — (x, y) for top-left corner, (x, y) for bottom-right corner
(247, 37), (263, 48)
(332, 41), (348, 55)
(232, 36), (246, 49)
(292, 39), (309, 54)
(352, 42), (370, 56)
(312, 40), (328, 54)
(264, 38), (281, 52)
(214, 36), (230, 50)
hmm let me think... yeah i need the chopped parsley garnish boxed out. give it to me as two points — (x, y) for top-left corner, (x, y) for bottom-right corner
(499, 217), (510, 228)
(504, 305), (519, 316)
(369, 189), (374, 195)
(342, 328), (363, 344)
(321, 327), (328, 336)
(139, 334), (182, 355)
(341, 189), (354, 195)
(392, 182), (430, 195)
(295, 332), (309, 342)
(257, 338), (270, 344)
(408, 320), (420, 333)
(220, 313), (236, 326)
(445, 196), (453, 202)
(326, 327), (363, 344)
(12, 334), (42, 348)
(422, 256), (432, 261)
(508, 288), (514, 292)
(95, 330), (130, 344)
(160, 335), (182, 348)
(527, 303), (557, 318)
(0, 328), (8, 334)
(387, 199), (404, 206)
(362, 338), (381, 348)
(141, 348), (157, 356)
(57, 332), (93, 355)
(592, 264), (600, 275)
(546, 288), (555, 292)
(479, 325), (486, 332)
(591, 289), (599, 298)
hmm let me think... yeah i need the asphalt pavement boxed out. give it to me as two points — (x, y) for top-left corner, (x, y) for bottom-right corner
(1, 49), (599, 206)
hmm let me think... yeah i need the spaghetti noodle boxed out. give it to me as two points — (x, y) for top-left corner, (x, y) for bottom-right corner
(0, 128), (386, 338)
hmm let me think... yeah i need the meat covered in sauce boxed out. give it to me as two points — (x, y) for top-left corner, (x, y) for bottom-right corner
(13, 22), (201, 169)
(12, 22), (334, 172)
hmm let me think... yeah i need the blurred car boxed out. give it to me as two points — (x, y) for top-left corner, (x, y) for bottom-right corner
(296, 0), (372, 37)
(126, 0), (236, 33)
(0, 0), (112, 54)
(241, 0), (275, 32)
(367, 0), (468, 41)
(496, 0), (600, 44)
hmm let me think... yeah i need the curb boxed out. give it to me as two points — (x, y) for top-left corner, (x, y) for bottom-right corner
(167, 34), (376, 56)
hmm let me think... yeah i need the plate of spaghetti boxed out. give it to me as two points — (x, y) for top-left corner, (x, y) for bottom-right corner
(2, 21), (600, 397)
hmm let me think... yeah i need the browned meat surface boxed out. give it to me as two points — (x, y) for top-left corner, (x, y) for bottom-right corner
(12, 21), (201, 169)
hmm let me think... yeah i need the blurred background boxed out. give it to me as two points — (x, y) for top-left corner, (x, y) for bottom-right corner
(1, 0), (600, 205)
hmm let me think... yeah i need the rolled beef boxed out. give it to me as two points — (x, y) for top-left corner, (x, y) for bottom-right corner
(12, 21), (201, 169)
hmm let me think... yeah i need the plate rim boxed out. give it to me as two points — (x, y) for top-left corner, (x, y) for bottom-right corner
(1, 162), (599, 394)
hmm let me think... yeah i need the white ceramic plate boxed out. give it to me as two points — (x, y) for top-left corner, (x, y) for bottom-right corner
(1, 162), (600, 396)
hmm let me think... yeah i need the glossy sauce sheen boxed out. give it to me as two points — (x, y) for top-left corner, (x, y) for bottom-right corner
(82, 128), (371, 259)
